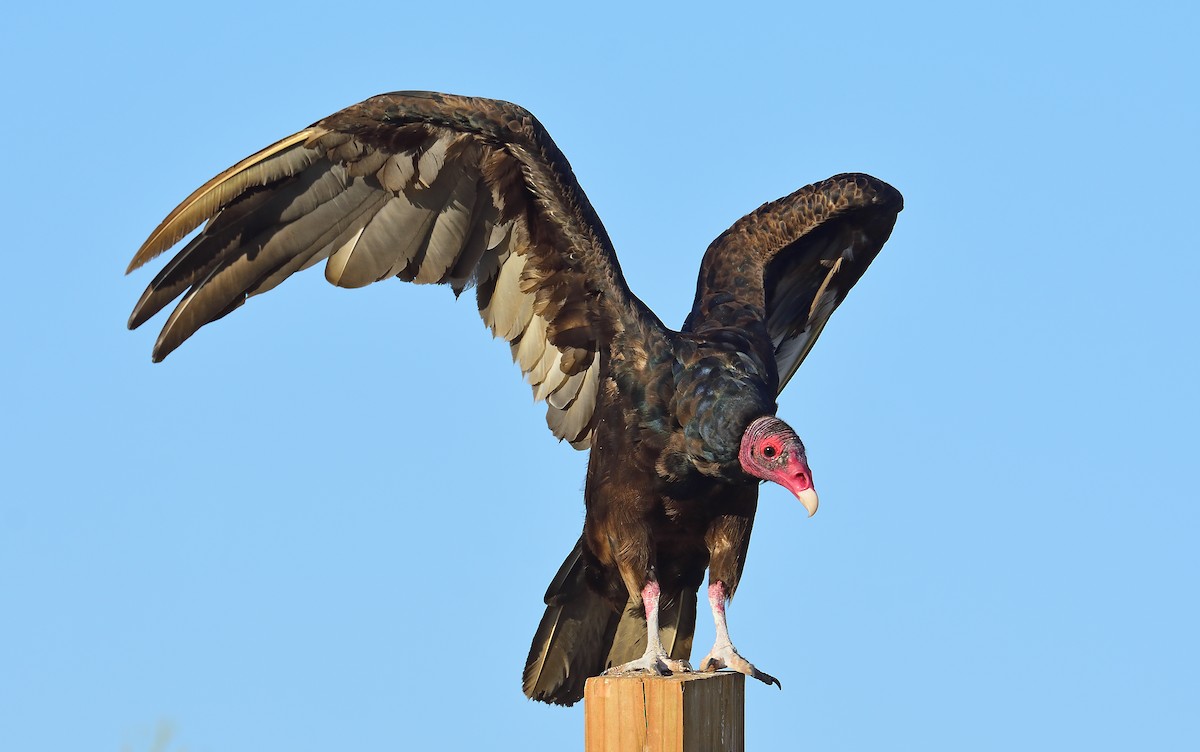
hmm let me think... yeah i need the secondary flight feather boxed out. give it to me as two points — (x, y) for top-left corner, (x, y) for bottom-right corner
(126, 91), (902, 705)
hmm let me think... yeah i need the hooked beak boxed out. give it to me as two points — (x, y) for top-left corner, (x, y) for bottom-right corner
(777, 459), (818, 517)
(795, 487), (819, 518)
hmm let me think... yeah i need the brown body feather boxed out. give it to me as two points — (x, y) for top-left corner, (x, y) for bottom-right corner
(126, 91), (902, 706)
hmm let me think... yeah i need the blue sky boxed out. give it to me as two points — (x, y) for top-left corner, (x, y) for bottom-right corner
(2, 2), (1197, 750)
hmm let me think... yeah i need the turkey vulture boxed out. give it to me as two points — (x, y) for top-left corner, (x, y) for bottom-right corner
(126, 91), (902, 706)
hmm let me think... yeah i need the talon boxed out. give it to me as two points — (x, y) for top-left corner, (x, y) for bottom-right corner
(753, 668), (782, 689)
(662, 658), (693, 674)
(699, 643), (780, 688)
(606, 650), (691, 677)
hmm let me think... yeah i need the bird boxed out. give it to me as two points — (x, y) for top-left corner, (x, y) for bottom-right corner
(125, 90), (902, 706)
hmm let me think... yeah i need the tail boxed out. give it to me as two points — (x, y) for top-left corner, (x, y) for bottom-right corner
(522, 538), (697, 706)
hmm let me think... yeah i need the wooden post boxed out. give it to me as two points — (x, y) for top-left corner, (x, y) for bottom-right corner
(583, 672), (744, 752)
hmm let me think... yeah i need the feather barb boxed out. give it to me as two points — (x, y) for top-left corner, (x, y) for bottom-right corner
(126, 128), (323, 273)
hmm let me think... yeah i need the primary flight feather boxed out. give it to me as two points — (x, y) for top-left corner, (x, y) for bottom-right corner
(127, 91), (902, 705)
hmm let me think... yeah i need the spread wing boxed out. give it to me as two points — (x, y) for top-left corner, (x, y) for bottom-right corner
(127, 91), (657, 448)
(684, 173), (903, 392)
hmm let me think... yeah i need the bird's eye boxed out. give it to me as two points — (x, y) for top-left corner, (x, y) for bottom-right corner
(762, 445), (777, 459)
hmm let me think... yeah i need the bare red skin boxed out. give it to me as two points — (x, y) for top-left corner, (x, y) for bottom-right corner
(738, 416), (817, 507)
(641, 580), (660, 618)
(708, 582), (727, 615)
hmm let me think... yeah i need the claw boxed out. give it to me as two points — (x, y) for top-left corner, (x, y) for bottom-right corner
(605, 650), (693, 677)
(699, 644), (781, 689)
(702, 581), (782, 689)
(604, 579), (695, 678)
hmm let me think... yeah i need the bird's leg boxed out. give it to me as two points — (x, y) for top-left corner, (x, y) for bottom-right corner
(603, 579), (693, 676)
(699, 581), (781, 688)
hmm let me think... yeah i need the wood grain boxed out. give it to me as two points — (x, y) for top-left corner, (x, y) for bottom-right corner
(584, 672), (744, 752)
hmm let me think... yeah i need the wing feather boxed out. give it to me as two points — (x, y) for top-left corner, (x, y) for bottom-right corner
(127, 129), (323, 273)
(684, 173), (903, 393)
(513, 314), (550, 375)
(155, 180), (389, 357)
(480, 249), (535, 341)
(547, 359), (600, 447)
(127, 91), (666, 446)
(413, 170), (477, 284)
(326, 189), (438, 287)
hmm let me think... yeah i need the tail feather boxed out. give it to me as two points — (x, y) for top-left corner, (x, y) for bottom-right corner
(523, 538), (699, 706)
(605, 589), (697, 668)
(523, 539), (620, 706)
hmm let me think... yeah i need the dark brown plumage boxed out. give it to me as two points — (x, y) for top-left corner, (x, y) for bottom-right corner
(126, 91), (902, 706)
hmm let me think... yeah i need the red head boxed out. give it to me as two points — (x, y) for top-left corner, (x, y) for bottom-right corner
(738, 416), (819, 516)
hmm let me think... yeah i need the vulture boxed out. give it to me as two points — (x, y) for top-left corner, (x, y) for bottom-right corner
(126, 91), (902, 706)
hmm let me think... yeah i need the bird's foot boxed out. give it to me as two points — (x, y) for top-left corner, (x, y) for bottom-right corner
(604, 650), (693, 677)
(699, 642), (781, 688)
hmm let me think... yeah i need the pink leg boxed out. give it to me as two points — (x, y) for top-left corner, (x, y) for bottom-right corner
(603, 580), (693, 677)
(699, 581), (781, 688)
